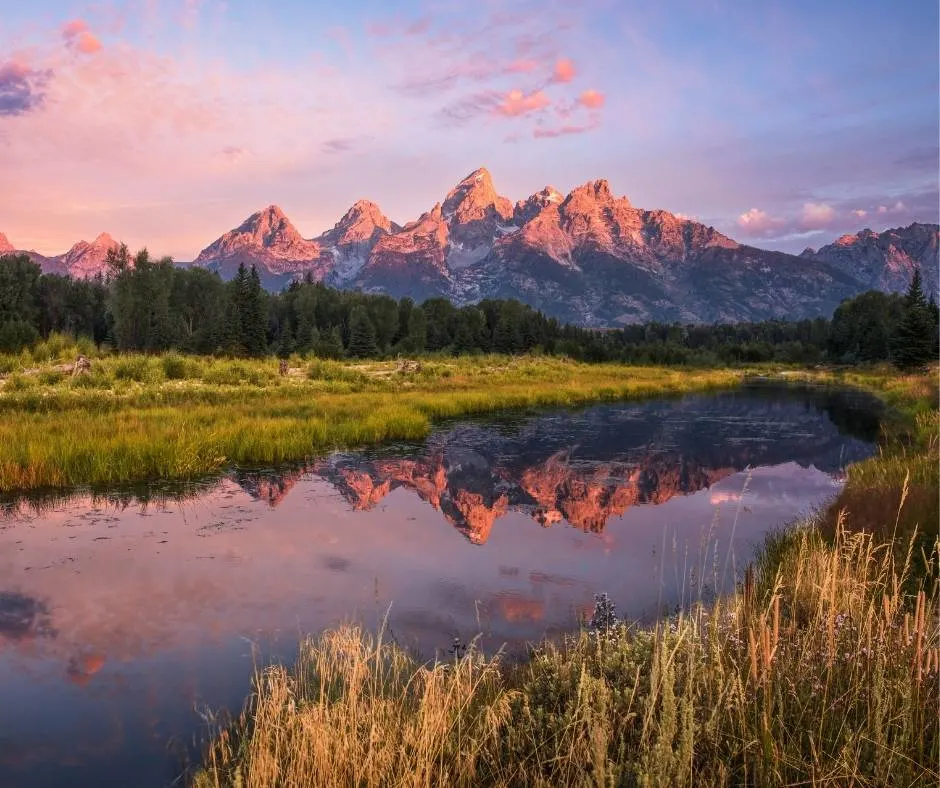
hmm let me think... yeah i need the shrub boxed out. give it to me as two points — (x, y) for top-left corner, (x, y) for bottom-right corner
(114, 356), (163, 383)
(162, 352), (198, 380)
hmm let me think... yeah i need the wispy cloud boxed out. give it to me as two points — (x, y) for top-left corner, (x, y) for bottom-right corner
(496, 89), (551, 117)
(533, 117), (600, 138)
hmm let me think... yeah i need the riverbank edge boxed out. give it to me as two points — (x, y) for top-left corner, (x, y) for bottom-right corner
(189, 366), (939, 786)
(1, 356), (746, 493)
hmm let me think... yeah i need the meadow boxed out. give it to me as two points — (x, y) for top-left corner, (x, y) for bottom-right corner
(0, 335), (741, 492)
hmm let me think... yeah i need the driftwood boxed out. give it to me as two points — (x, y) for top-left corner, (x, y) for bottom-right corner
(0, 355), (92, 381)
(396, 359), (422, 374)
(72, 355), (91, 376)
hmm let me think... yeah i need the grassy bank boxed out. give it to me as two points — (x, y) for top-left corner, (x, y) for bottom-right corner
(193, 528), (938, 787)
(0, 342), (741, 492)
(189, 366), (938, 787)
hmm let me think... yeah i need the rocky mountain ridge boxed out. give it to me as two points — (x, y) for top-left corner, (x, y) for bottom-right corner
(3, 168), (936, 325)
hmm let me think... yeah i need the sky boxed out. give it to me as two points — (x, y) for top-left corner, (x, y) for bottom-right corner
(1, 0), (937, 260)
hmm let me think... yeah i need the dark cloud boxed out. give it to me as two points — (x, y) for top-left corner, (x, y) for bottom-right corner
(0, 62), (52, 117)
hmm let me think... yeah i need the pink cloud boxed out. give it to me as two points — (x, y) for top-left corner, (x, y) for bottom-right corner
(507, 59), (539, 74)
(800, 202), (835, 229)
(736, 208), (784, 234)
(62, 19), (103, 55)
(552, 58), (576, 83)
(851, 209), (867, 218)
(496, 89), (550, 117)
(578, 89), (605, 109)
(533, 118), (600, 138)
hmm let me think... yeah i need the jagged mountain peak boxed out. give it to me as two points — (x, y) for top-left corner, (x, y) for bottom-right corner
(0, 232), (14, 254)
(331, 199), (395, 235)
(565, 178), (626, 208)
(193, 204), (329, 287)
(514, 186), (564, 225)
(67, 232), (118, 254)
(442, 167), (513, 223)
(236, 204), (298, 237)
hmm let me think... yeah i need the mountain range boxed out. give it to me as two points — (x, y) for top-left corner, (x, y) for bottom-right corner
(3, 168), (937, 326)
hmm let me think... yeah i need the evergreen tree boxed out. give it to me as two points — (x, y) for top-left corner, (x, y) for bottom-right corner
(892, 269), (935, 369)
(315, 325), (345, 359)
(452, 313), (477, 355)
(405, 307), (427, 353)
(242, 265), (268, 356)
(225, 264), (249, 355)
(929, 294), (940, 358)
(348, 306), (378, 358)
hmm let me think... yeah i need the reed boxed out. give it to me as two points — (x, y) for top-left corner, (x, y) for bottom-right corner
(193, 524), (939, 787)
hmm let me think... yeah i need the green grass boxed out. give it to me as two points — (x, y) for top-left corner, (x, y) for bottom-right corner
(0, 349), (741, 492)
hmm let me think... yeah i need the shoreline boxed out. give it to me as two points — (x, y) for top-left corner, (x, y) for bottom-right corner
(188, 364), (938, 787)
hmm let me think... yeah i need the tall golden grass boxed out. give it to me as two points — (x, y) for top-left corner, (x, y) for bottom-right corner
(193, 522), (939, 787)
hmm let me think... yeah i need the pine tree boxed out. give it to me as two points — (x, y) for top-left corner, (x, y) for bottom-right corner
(406, 307), (427, 353)
(225, 263), (249, 355)
(929, 294), (940, 358)
(348, 306), (378, 358)
(242, 266), (268, 356)
(892, 269), (935, 369)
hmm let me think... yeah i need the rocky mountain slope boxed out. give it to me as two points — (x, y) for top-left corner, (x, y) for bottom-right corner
(4, 168), (937, 324)
(1, 233), (119, 279)
(801, 222), (938, 298)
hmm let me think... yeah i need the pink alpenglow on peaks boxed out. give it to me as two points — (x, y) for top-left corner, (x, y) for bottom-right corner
(0, 232), (14, 255)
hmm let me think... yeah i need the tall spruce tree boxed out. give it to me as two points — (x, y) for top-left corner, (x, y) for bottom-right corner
(242, 265), (268, 356)
(348, 306), (378, 358)
(225, 263), (249, 354)
(892, 269), (935, 369)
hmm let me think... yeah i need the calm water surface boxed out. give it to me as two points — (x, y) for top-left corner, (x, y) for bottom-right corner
(0, 385), (882, 787)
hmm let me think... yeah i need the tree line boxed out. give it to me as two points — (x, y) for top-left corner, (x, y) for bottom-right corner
(0, 247), (937, 368)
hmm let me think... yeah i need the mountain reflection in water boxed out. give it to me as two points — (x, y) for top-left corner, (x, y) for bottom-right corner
(0, 385), (881, 788)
